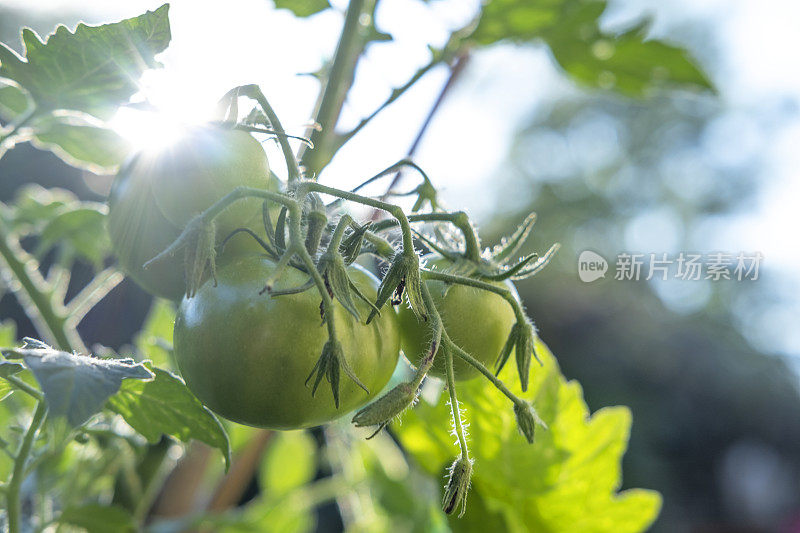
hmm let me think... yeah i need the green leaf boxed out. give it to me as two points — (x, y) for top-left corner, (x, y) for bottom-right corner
(260, 431), (317, 498)
(32, 115), (131, 173)
(394, 339), (661, 532)
(0, 4), (171, 117)
(37, 204), (111, 266)
(273, 0), (331, 18)
(0, 360), (24, 378)
(58, 503), (135, 533)
(0, 79), (29, 121)
(471, 0), (712, 95)
(0, 319), (17, 347)
(0, 380), (12, 402)
(7, 347), (154, 427)
(107, 364), (231, 468)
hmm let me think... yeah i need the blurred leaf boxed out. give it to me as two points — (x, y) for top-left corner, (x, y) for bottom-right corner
(0, 381), (12, 401)
(0, 79), (29, 121)
(9, 185), (76, 228)
(471, 0), (711, 95)
(260, 431), (317, 498)
(0, 361), (24, 377)
(394, 340), (661, 532)
(32, 115), (131, 173)
(134, 299), (175, 370)
(37, 204), (111, 266)
(107, 364), (231, 468)
(0, 319), (16, 346)
(0, 4), (171, 117)
(58, 503), (135, 533)
(273, 0), (330, 17)
(5, 346), (154, 427)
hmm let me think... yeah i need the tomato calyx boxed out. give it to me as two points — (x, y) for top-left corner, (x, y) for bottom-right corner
(305, 339), (368, 409)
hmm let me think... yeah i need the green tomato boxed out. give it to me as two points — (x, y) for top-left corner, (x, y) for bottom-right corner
(173, 254), (401, 429)
(107, 156), (185, 300)
(107, 126), (278, 300)
(397, 255), (517, 381)
(149, 126), (270, 233)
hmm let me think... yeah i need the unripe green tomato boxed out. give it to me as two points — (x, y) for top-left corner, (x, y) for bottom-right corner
(150, 126), (270, 233)
(107, 126), (278, 300)
(397, 255), (517, 381)
(173, 254), (401, 429)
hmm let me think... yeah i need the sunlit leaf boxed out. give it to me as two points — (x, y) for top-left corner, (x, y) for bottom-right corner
(32, 115), (131, 173)
(107, 364), (231, 468)
(0, 79), (29, 121)
(394, 339), (661, 532)
(37, 204), (111, 266)
(273, 0), (331, 18)
(0, 4), (171, 117)
(471, 0), (712, 95)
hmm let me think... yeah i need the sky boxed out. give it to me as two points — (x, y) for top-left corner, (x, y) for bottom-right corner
(4, 0), (799, 356)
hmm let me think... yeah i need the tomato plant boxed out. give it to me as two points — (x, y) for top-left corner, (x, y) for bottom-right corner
(397, 255), (517, 381)
(0, 1), (712, 531)
(174, 254), (400, 429)
(108, 125), (278, 300)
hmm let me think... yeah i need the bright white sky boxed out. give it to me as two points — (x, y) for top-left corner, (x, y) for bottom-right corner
(5, 0), (800, 356)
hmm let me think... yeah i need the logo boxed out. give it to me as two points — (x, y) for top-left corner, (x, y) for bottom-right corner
(578, 250), (608, 283)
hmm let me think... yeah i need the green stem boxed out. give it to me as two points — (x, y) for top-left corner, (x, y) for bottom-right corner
(3, 376), (43, 401)
(445, 338), (525, 408)
(408, 282), (443, 388)
(371, 212), (482, 261)
(226, 85), (303, 182)
(0, 217), (79, 352)
(6, 402), (47, 533)
(300, 0), (370, 176)
(301, 182), (415, 254)
(444, 343), (469, 461)
(0, 108), (36, 158)
(288, 206), (337, 340)
(421, 269), (527, 324)
(329, 214), (352, 250)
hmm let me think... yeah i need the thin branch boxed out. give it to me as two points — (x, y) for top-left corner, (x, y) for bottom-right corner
(379, 52), (470, 200)
(300, 0), (370, 177)
(65, 268), (124, 326)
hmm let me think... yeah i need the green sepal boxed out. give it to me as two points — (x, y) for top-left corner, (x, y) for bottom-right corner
(513, 401), (546, 444)
(442, 456), (473, 517)
(318, 252), (361, 321)
(303, 195), (327, 256)
(274, 206), (288, 250)
(305, 339), (368, 409)
(510, 243), (560, 280)
(184, 220), (217, 298)
(352, 381), (418, 428)
(341, 221), (372, 265)
(490, 212), (537, 265)
(369, 252), (427, 323)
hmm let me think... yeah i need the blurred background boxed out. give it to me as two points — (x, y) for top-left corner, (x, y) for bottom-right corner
(2, 0), (800, 531)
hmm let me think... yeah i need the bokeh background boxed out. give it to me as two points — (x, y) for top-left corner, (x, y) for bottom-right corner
(2, 0), (800, 531)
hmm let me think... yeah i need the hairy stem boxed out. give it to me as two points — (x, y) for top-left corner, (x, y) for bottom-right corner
(444, 344), (469, 461)
(446, 338), (527, 408)
(421, 269), (527, 324)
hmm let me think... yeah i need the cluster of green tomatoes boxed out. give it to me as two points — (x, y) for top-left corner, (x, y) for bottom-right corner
(105, 92), (555, 514)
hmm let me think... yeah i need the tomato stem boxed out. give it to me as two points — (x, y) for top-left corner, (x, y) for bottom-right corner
(6, 401), (47, 533)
